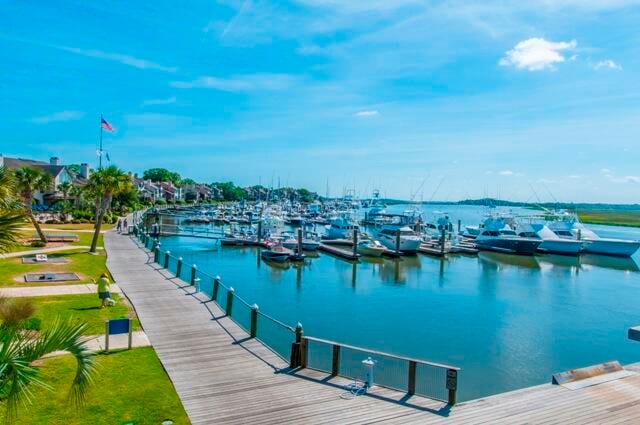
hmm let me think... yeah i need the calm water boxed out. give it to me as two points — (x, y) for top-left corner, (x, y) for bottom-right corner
(157, 205), (640, 401)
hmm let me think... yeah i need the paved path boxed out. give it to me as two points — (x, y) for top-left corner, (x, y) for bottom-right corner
(0, 245), (103, 259)
(0, 283), (122, 298)
(105, 230), (640, 424)
(46, 331), (150, 357)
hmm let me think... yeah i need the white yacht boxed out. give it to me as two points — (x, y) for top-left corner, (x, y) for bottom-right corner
(547, 215), (640, 257)
(324, 212), (359, 239)
(516, 223), (584, 256)
(374, 218), (422, 253)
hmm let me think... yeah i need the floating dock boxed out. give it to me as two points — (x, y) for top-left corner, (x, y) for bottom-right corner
(318, 243), (360, 260)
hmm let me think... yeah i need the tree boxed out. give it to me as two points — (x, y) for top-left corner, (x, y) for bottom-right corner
(180, 178), (196, 186)
(211, 182), (245, 201)
(85, 166), (132, 253)
(0, 167), (25, 253)
(142, 168), (181, 185)
(13, 167), (52, 244)
(0, 296), (95, 422)
(58, 181), (72, 202)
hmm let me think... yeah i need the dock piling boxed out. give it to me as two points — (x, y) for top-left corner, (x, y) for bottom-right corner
(212, 276), (220, 301)
(190, 264), (197, 285)
(176, 257), (183, 277)
(297, 227), (303, 255)
(396, 229), (401, 254)
(352, 229), (358, 258)
(250, 304), (259, 338)
(164, 251), (171, 269)
(226, 287), (234, 316)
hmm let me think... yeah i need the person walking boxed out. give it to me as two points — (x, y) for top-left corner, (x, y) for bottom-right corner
(97, 272), (112, 308)
(123, 218), (128, 234)
(116, 218), (122, 233)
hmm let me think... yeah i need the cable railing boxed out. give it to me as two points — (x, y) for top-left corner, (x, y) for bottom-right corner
(132, 219), (460, 404)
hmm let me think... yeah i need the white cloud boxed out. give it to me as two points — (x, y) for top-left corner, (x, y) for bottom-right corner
(170, 74), (295, 92)
(499, 170), (514, 176)
(31, 110), (85, 124)
(59, 46), (177, 73)
(499, 38), (577, 71)
(142, 97), (177, 106)
(593, 59), (622, 71)
(354, 110), (379, 117)
(600, 168), (612, 174)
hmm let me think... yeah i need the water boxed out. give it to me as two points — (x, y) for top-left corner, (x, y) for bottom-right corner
(155, 204), (640, 401)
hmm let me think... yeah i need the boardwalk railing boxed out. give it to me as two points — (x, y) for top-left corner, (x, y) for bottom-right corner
(134, 221), (460, 404)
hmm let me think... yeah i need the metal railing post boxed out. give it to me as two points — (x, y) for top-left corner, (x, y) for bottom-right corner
(190, 264), (197, 285)
(226, 287), (234, 316)
(212, 276), (220, 301)
(163, 251), (171, 269)
(176, 257), (183, 278)
(250, 304), (259, 338)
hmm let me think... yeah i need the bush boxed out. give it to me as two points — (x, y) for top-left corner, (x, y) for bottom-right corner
(30, 240), (46, 248)
(23, 317), (41, 331)
(155, 199), (167, 205)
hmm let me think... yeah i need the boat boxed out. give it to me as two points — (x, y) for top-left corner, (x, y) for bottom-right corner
(281, 233), (321, 251)
(374, 224), (422, 253)
(184, 215), (210, 224)
(324, 212), (359, 239)
(260, 243), (292, 263)
(356, 239), (386, 257)
(547, 213), (640, 257)
(475, 227), (542, 255)
(516, 223), (584, 256)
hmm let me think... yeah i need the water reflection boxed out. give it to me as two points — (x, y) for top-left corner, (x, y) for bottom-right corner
(478, 252), (541, 270)
(581, 254), (640, 272)
(378, 255), (422, 284)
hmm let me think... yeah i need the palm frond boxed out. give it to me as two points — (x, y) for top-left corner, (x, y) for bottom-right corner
(0, 210), (26, 253)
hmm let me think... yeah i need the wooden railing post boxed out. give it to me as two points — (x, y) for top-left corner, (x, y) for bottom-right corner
(331, 344), (341, 376)
(154, 244), (161, 263)
(163, 251), (171, 269)
(408, 360), (417, 395)
(212, 276), (220, 301)
(190, 264), (197, 285)
(290, 322), (304, 368)
(395, 229), (401, 254)
(250, 304), (259, 338)
(226, 287), (234, 316)
(447, 368), (458, 405)
(176, 257), (183, 278)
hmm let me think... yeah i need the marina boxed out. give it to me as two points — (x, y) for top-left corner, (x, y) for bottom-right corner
(140, 203), (640, 402)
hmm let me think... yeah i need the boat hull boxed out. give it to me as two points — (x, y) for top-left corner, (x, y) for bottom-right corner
(581, 239), (640, 257)
(538, 239), (583, 256)
(357, 247), (385, 257)
(475, 238), (541, 255)
(376, 234), (421, 253)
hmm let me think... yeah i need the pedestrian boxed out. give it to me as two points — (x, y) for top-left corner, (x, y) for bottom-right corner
(116, 218), (122, 233)
(97, 272), (112, 308)
(123, 218), (128, 234)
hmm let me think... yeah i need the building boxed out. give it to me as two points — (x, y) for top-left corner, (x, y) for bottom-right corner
(183, 183), (214, 202)
(0, 155), (91, 206)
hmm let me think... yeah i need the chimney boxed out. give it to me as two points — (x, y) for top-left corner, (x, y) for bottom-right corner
(80, 163), (90, 179)
(50, 157), (60, 166)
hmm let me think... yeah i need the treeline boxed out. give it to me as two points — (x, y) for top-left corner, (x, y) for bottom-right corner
(449, 198), (640, 211)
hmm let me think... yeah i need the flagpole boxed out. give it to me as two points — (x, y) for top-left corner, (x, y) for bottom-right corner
(99, 114), (103, 169)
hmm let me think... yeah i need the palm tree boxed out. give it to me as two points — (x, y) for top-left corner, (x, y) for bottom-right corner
(85, 166), (132, 253)
(13, 167), (52, 244)
(69, 185), (83, 209)
(57, 181), (72, 202)
(0, 297), (95, 422)
(0, 167), (25, 253)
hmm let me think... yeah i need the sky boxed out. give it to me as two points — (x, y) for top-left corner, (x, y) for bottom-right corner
(1, 0), (639, 203)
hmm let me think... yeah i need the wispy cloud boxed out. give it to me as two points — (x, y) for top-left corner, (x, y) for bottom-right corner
(593, 59), (622, 71)
(499, 170), (514, 176)
(142, 97), (177, 106)
(499, 38), (577, 71)
(170, 74), (296, 92)
(31, 110), (84, 124)
(600, 167), (640, 183)
(354, 110), (379, 117)
(58, 46), (177, 72)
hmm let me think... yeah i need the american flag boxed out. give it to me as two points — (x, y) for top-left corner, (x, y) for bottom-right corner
(101, 117), (114, 132)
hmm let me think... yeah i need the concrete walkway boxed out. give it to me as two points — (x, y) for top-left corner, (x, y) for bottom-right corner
(46, 331), (151, 357)
(0, 283), (122, 298)
(0, 245), (103, 259)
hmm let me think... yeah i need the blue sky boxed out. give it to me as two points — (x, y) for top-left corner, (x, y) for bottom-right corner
(1, 0), (639, 202)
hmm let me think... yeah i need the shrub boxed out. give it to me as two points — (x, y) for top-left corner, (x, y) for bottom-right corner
(30, 240), (46, 248)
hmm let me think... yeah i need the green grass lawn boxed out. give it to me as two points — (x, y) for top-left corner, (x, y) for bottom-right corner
(578, 210), (640, 228)
(26, 293), (140, 335)
(68, 232), (104, 248)
(0, 250), (109, 286)
(0, 347), (190, 425)
(39, 223), (115, 231)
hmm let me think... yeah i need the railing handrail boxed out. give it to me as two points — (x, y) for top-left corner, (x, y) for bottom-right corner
(303, 335), (460, 371)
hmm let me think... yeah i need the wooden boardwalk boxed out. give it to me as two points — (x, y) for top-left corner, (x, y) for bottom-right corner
(105, 231), (640, 424)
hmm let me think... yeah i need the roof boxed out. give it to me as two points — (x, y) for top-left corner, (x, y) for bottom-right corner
(2, 157), (66, 178)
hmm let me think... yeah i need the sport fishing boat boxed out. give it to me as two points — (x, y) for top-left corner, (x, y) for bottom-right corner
(547, 213), (640, 257)
(474, 220), (542, 255)
(374, 224), (422, 253)
(281, 233), (321, 251)
(516, 223), (584, 256)
(260, 243), (292, 263)
(324, 212), (359, 240)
